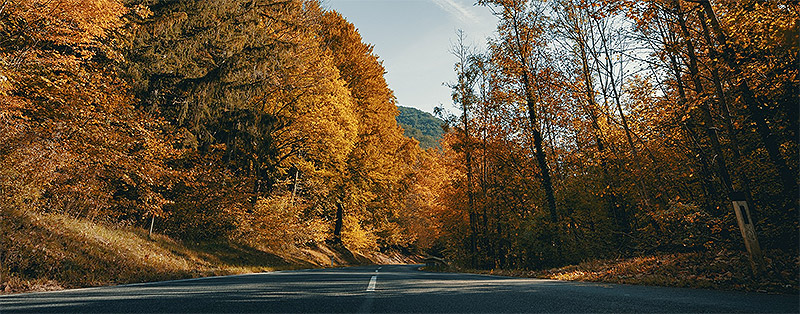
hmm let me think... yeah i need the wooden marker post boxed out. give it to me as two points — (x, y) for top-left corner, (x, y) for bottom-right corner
(730, 191), (764, 273)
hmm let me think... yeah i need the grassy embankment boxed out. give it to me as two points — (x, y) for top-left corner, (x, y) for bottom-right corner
(0, 208), (411, 294)
(437, 251), (798, 294)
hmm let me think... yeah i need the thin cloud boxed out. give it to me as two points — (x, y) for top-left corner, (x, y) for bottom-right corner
(431, 0), (478, 23)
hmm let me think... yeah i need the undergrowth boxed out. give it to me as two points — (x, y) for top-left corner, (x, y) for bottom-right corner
(0, 208), (328, 294)
(469, 251), (799, 295)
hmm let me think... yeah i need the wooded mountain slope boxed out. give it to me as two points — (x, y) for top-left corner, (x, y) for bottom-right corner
(396, 106), (445, 149)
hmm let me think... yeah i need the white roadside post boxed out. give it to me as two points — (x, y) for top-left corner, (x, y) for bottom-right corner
(730, 191), (764, 273)
(149, 213), (156, 239)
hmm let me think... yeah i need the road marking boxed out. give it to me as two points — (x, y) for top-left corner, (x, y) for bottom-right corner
(366, 275), (377, 291)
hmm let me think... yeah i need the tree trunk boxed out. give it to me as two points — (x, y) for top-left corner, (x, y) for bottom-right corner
(452, 31), (479, 267)
(464, 94), (478, 267)
(291, 168), (300, 206)
(667, 19), (719, 214)
(505, 8), (558, 224)
(697, 0), (796, 206)
(675, 0), (734, 193)
(572, 15), (629, 235)
(522, 71), (558, 224)
(697, 8), (756, 202)
(594, 17), (651, 211)
(333, 200), (344, 243)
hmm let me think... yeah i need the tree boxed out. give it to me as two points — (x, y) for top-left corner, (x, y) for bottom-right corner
(429, 0), (798, 271)
(316, 8), (418, 248)
(447, 29), (480, 266)
(481, 0), (559, 225)
(551, 0), (632, 240)
(0, 0), (173, 224)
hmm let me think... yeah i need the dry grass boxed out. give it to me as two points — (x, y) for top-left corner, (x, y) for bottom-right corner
(0, 208), (324, 294)
(472, 251), (799, 294)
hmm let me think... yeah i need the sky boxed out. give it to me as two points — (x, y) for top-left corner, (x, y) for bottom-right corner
(321, 0), (498, 115)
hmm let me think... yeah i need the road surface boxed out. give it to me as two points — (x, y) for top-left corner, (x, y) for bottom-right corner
(1, 265), (797, 313)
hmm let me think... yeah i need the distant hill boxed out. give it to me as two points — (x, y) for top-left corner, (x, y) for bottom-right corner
(396, 106), (444, 149)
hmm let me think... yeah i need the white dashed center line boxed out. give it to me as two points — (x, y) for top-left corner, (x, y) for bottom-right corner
(366, 268), (378, 292)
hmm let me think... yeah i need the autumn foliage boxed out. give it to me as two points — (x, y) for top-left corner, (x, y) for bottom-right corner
(423, 0), (798, 274)
(1, 0), (422, 268)
(0, 0), (797, 290)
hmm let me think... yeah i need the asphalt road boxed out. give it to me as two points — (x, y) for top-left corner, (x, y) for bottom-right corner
(1, 265), (797, 313)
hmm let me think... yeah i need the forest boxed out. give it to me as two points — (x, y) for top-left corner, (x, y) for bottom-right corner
(1, 0), (427, 272)
(427, 0), (797, 276)
(0, 0), (797, 291)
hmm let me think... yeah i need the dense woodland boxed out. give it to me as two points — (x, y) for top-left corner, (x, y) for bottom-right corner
(429, 0), (798, 269)
(1, 0), (427, 252)
(0, 0), (797, 280)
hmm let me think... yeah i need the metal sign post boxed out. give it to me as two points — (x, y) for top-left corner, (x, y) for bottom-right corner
(730, 191), (764, 273)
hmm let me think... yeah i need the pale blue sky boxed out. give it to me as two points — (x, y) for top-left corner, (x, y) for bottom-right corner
(321, 0), (497, 114)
